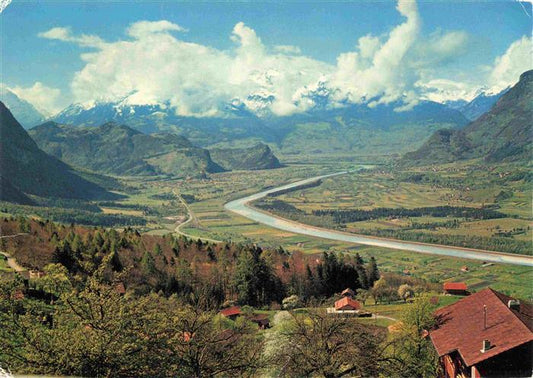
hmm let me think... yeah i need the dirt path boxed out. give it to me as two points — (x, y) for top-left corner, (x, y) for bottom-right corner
(0, 234), (28, 273)
(0, 252), (25, 273)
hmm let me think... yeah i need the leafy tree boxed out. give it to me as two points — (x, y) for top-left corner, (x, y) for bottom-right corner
(169, 305), (262, 377)
(372, 277), (388, 304)
(398, 284), (415, 302)
(356, 288), (370, 306)
(268, 310), (392, 377)
(388, 296), (441, 377)
(282, 295), (301, 310)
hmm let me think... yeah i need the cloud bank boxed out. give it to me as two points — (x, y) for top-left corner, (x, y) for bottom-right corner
(37, 0), (531, 117)
(9, 82), (63, 116)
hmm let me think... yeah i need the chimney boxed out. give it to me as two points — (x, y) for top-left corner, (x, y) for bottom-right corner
(508, 299), (520, 311)
(481, 339), (491, 353)
(483, 305), (487, 329)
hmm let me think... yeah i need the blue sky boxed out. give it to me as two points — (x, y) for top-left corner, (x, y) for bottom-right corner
(1, 0), (531, 116)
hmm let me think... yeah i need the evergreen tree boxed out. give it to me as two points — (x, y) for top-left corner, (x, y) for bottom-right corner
(140, 251), (156, 275)
(367, 256), (380, 287)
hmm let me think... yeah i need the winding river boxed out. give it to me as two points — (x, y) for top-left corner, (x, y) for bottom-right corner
(224, 172), (533, 267)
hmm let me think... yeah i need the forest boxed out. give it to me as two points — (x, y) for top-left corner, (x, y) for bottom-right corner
(0, 217), (442, 377)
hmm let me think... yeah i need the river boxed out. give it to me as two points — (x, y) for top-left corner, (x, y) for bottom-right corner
(224, 172), (533, 267)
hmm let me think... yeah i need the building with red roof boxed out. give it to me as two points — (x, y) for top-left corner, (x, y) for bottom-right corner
(334, 297), (361, 312)
(443, 282), (468, 295)
(430, 288), (532, 377)
(219, 306), (242, 320)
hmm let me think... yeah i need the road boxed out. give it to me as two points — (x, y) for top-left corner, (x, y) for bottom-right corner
(0, 233), (28, 272)
(173, 190), (221, 243)
(0, 252), (25, 272)
(224, 172), (533, 267)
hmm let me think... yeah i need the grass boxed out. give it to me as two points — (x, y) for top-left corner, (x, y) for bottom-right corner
(0, 259), (13, 272)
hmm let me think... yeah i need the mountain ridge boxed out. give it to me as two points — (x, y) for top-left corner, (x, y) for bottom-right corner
(401, 70), (532, 165)
(29, 121), (224, 178)
(0, 102), (114, 204)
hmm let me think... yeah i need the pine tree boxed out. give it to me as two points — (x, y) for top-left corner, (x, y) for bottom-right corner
(367, 256), (380, 287)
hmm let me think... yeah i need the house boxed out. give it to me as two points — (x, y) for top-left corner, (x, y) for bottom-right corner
(219, 306), (241, 320)
(341, 288), (355, 298)
(461, 266), (469, 272)
(29, 270), (45, 279)
(430, 288), (533, 378)
(443, 282), (468, 296)
(334, 297), (361, 311)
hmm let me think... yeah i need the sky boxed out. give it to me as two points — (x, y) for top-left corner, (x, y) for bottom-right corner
(0, 0), (531, 116)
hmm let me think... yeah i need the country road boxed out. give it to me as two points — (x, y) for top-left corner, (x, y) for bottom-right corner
(224, 172), (533, 267)
(0, 252), (25, 272)
(173, 190), (221, 243)
(0, 234), (28, 273)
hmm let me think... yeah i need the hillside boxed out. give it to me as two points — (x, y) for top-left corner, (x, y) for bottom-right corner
(402, 70), (532, 165)
(0, 102), (113, 202)
(52, 99), (468, 156)
(209, 143), (282, 171)
(29, 122), (224, 177)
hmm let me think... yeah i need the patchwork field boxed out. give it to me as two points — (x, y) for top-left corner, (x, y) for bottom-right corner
(125, 161), (532, 301)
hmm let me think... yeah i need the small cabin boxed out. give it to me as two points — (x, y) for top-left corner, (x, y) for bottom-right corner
(219, 306), (242, 320)
(443, 282), (468, 296)
(29, 270), (46, 279)
(460, 266), (469, 272)
(334, 297), (361, 311)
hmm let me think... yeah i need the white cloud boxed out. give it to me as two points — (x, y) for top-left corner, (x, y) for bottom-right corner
(274, 45), (302, 55)
(330, 0), (421, 109)
(36, 2), (530, 117)
(413, 30), (470, 68)
(9, 82), (63, 115)
(127, 20), (187, 39)
(38, 26), (105, 48)
(416, 78), (482, 103)
(488, 36), (532, 92)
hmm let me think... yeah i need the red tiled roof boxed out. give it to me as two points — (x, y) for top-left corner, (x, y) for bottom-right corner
(443, 282), (467, 291)
(430, 288), (533, 367)
(220, 306), (241, 317)
(335, 297), (361, 311)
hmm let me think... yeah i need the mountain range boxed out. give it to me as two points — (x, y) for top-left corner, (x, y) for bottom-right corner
(402, 70), (532, 165)
(50, 96), (469, 156)
(0, 102), (113, 205)
(445, 89), (506, 121)
(28, 122), (283, 177)
(29, 122), (224, 178)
